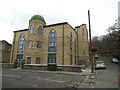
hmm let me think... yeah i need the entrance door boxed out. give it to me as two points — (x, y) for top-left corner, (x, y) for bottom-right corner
(17, 54), (23, 68)
(48, 54), (56, 64)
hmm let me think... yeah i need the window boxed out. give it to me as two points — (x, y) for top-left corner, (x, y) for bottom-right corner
(70, 33), (72, 65)
(37, 41), (41, 48)
(30, 25), (33, 34)
(48, 29), (57, 52)
(36, 57), (40, 64)
(18, 34), (25, 53)
(38, 26), (42, 34)
(75, 56), (76, 65)
(28, 41), (32, 48)
(82, 28), (85, 54)
(70, 55), (72, 65)
(27, 57), (31, 64)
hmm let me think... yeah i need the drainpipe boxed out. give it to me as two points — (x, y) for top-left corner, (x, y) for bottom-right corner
(77, 28), (79, 65)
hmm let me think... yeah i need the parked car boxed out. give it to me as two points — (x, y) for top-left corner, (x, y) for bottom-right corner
(111, 58), (118, 63)
(95, 54), (99, 59)
(95, 60), (106, 69)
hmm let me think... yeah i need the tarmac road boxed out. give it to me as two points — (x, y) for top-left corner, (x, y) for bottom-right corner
(94, 55), (118, 88)
(2, 68), (92, 88)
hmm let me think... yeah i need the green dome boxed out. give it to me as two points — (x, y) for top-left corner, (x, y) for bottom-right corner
(30, 15), (45, 22)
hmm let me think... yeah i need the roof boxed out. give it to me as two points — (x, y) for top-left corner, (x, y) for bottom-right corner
(0, 40), (12, 45)
(43, 22), (68, 28)
(14, 29), (28, 32)
(30, 15), (45, 22)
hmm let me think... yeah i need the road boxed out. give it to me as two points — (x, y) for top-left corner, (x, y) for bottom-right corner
(2, 69), (92, 88)
(94, 55), (118, 88)
(2, 56), (118, 88)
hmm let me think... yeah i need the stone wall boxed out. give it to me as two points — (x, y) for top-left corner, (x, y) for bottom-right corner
(2, 63), (82, 72)
(2, 63), (14, 68)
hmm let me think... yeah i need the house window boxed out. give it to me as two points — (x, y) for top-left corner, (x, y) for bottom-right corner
(30, 25), (33, 34)
(82, 28), (85, 54)
(18, 34), (25, 53)
(48, 29), (57, 52)
(27, 57), (31, 64)
(36, 57), (40, 64)
(38, 25), (42, 34)
(37, 41), (41, 48)
(28, 41), (32, 48)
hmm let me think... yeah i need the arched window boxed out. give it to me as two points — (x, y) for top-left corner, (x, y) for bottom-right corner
(18, 34), (25, 53)
(48, 29), (57, 52)
(30, 25), (33, 34)
(38, 25), (42, 34)
(82, 28), (85, 54)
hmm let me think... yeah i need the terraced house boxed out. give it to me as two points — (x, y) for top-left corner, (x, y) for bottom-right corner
(10, 15), (90, 70)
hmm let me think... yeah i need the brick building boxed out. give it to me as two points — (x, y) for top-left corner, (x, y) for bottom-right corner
(0, 40), (11, 63)
(10, 15), (90, 68)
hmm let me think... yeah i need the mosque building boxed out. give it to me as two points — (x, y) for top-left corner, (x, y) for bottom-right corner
(10, 15), (90, 69)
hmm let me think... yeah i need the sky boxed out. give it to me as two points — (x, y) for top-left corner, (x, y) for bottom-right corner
(0, 0), (119, 44)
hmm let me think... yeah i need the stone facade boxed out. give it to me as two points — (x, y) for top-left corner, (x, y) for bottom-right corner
(10, 15), (90, 68)
(0, 40), (12, 63)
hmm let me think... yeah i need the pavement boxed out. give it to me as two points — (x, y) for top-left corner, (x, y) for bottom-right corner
(5, 66), (92, 76)
(4, 60), (93, 76)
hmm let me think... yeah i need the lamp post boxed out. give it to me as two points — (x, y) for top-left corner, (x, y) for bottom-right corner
(88, 10), (94, 73)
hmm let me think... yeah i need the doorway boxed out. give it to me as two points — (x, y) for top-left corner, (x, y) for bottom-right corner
(48, 54), (56, 64)
(17, 54), (23, 68)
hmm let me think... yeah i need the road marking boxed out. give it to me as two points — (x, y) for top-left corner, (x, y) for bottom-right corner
(50, 79), (64, 83)
(44, 79), (49, 81)
(43, 78), (64, 83)
(1, 74), (21, 78)
(33, 85), (37, 87)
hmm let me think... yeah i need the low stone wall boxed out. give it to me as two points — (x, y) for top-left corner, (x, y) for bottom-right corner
(57, 65), (82, 72)
(23, 64), (82, 72)
(23, 64), (47, 70)
(2, 63), (82, 72)
(2, 63), (14, 68)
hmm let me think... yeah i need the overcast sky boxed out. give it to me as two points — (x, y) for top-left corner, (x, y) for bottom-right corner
(0, 0), (119, 44)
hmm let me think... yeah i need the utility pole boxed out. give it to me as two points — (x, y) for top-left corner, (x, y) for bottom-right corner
(88, 10), (94, 73)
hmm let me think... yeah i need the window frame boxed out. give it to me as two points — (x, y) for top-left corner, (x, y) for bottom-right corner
(30, 25), (33, 34)
(36, 57), (40, 64)
(27, 57), (31, 64)
(82, 28), (85, 54)
(38, 25), (42, 34)
(48, 29), (57, 52)
(28, 41), (32, 48)
(37, 41), (41, 48)
(18, 34), (25, 53)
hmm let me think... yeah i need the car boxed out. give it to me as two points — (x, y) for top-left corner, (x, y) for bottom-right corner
(111, 58), (118, 63)
(95, 60), (106, 69)
(95, 54), (99, 59)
